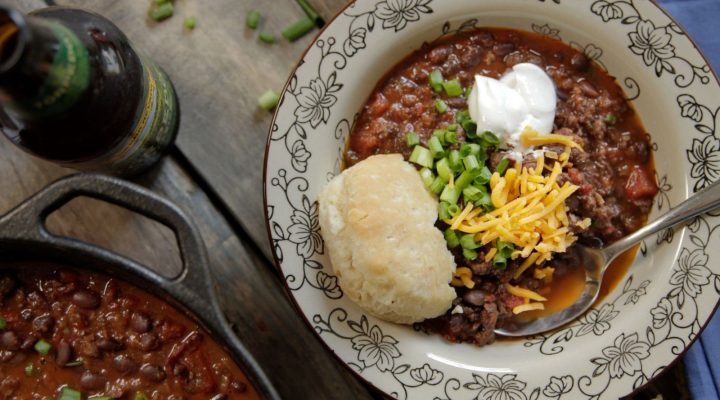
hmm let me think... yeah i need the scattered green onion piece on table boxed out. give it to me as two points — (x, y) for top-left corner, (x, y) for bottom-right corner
(444, 228), (460, 248)
(24, 362), (33, 376)
(438, 201), (451, 220)
(439, 185), (460, 205)
(434, 99), (448, 113)
(463, 248), (478, 261)
(429, 176), (445, 194)
(296, 0), (322, 25)
(282, 17), (315, 42)
(428, 135), (445, 159)
(149, 2), (174, 21)
(155, 0), (171, 5)
(429, 69), (444, 93)
(409, 145), (434, 168)
(58, 387), (82, 400)
(0, 317), (5, 329)
(419, 167), (435, 188)
(496, 158), (510, 175)
(183, 16), (197, 30)
(444, 130), (458, 144)
(34, 339), (51, 355)
(442, 79), (463, 97)
(406, 132), (420, 147)
(436, 158), (452, 182)
(259, 32), (276, 44)
(463, 154), (480, 171)
(448, 204), (461, 216)
(605, 113), (617, 124)
(258, 90), (280, 111)
(246, 10), (261, 29)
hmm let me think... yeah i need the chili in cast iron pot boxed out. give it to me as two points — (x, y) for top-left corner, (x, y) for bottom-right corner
(0, 173), (280, 399)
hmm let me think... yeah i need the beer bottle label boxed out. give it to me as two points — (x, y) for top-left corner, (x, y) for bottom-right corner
(16, 22), (90, 118)
(74, 51), (179, 175)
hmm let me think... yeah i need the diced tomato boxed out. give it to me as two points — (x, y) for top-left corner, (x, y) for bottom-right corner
(350, 131), (380, 157)
(625, 166), (658, 200)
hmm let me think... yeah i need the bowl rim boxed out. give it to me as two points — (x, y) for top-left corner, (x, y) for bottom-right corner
(262, 1), (720, 398)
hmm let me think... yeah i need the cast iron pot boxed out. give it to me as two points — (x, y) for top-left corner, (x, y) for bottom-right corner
(0, 173), (280, 400)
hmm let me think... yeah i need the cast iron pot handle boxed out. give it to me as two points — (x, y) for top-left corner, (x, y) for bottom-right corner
(0, 173), (280, 400)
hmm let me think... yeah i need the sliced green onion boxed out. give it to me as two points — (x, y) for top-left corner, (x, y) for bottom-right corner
(419, 167), (435, 188)
(454, 169), (480, 193)
(448, 204), (461, 216)
(246, 10), (261, 29)
(0, 317), (5, 330)
(282, 17), (315, 42)
(605, 113), (617, 124)
(460, 234), (481, 250)
(258, 90), (280, 111)
(429, 177), (445, 194)
(89, 396), (113, 400)
(259, 32), (276, 44)
(58, 387), (82, 400)
(429, 69), (444, 93)
(448, 150), (462, 172)
(463, 120), (478, 138)
(406, 132), (420, 147)
(436, 158), (452, 182)
(473, 166), (492, 185)
(497, 240), (515, 257)
(474, 190), (493, 211)
(428, 135), (445, 159)
(149, 2), (174, 21)
(460, 143), (481, 157)
(479, 131), (501, 147)
(446, 123), (458, 131)
(463, 155), (480, 171)
(183, 16), (197, 30)
(444, 130), (458, 145)
(456, 110), (470, 124)
(34, 339), (51, 355)
(438, 201), (451, 220)
(442, 79), (463, 97)
(434, 99), (448, 114)
(432, 129), (447, 145)
(463, 248), (479, 261)
(496, 158), (510, 176)
(463, 186), (483, 203)
(134, 393), (148, 400)
(493, 252), (507, 269)
(444, 229), (460, 248)
(439, 185), (460, 205)
(409, 145), (434, 168)
(24, 362), (33, 376)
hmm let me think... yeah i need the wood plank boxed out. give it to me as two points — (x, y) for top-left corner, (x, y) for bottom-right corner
(0, 138), (373, 399)
(52, 0), (342, 261)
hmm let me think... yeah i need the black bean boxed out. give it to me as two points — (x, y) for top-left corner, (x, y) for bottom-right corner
(492, 42), (515, 56)
(210, 395), (228, 400)
(231, 381), (248, 393)
(0, 331), (19, 351)
(80, 370), (107, 390)
(570, 53), (590, 71)
(463, 290), (488, 306)
(138, 332), (159, 351)
(97, 337), (124, 352)
(140, 363), (166, 382)
(55, 341), (72, 366)
(578, 80), (599, 98)
(20, 335), (37, 351)
(32, 314), (54, 334)
(130, 312), (152, 333)
(71, 290), (100, 309)
(19, 309), (33, 321)
(0, 350), (14, 363)
(112, 354), (138, 374)
(172, 362), (188, 377)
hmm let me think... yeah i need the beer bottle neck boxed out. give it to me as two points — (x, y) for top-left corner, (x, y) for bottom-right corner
(0, 7), (90, 119)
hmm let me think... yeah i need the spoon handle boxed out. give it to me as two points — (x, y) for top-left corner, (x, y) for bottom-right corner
(603, 178), (720, 264)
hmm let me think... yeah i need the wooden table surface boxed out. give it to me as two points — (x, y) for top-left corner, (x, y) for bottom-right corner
(1, 1), (690, 399)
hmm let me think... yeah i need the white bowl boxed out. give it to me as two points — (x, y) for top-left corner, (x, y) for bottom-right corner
(264, 1), (720, 398)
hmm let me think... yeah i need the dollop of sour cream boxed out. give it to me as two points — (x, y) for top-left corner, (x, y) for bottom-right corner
(467, 63), (556, 160)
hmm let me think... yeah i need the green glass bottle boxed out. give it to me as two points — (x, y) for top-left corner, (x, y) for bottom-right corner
(0, 5), (179, 176)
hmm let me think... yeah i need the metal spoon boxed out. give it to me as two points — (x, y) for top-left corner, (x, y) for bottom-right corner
(494, 178), (720, 337)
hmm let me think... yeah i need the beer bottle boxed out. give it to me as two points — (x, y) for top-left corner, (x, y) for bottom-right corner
(0, 5), (179, 176)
